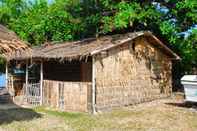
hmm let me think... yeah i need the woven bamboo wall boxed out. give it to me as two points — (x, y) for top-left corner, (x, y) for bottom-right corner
(43, 80), (91, 112)
(94, 37), (172, 111)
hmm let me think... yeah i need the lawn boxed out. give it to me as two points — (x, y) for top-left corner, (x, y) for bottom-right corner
(1, 94), (197, 131)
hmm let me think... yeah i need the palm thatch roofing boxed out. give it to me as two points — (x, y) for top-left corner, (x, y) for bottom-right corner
(10, 31), (180, 61)
(0, 25), (31, 60)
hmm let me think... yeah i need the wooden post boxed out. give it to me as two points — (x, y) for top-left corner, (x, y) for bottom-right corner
(25, 60), (29, 96)
(40, 61), (43, 105)
(5, 61), (8, 89)
(92, 56), (96, 114)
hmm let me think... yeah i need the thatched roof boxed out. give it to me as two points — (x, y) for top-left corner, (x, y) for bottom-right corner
(0, 25), (31, 60)
(10, 31), (180, 61)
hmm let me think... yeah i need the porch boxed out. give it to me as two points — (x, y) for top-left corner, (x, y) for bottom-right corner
(6, 60), (93, 112)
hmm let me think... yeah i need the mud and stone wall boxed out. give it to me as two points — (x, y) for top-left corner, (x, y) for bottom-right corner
(94, 37), (172, 111)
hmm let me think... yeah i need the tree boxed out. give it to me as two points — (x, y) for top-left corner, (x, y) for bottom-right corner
(0, 0), (196, 74)
(0, 0), (27, 25)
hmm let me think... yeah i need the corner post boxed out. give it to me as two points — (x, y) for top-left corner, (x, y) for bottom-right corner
(40, 60), (43, 105)
(5, 61), (8, 89)
(92, 56), (96, 114)
(25, 60), (29, 96)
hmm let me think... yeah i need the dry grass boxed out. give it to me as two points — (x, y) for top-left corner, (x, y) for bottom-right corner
(1, 94), (197, 131)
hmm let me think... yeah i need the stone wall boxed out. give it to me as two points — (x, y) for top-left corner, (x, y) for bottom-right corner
(94, 37), (172, 111)
(43, 80), (91, 112)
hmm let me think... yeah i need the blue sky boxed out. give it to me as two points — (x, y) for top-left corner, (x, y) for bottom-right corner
(48, 0), (53, 4)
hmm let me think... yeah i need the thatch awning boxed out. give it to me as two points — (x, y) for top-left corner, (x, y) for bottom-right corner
(10, 31), (180, 61)
(0, 25), (31, 61)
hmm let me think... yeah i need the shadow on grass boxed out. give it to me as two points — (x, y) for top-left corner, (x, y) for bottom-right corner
(0, 104), (42, 125)
(165, 102), (197, 109)
(0, 105), (42, 125)
(0, 88), (42, 125)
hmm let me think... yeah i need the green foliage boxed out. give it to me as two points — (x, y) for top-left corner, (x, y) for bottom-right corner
(0, 0), (27, 24)
(159, 21), (177, 44)
(0, 0), (196, 73)
(8, 0), (86, 45)
(182, 29), (197, 67)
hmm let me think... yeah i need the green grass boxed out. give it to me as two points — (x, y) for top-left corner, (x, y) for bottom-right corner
(34, 106), (115, 131)
(35, 106), (84, 119)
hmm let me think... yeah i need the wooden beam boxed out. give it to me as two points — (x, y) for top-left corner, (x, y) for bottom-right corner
(92, 56), (96, 114)
(40, 61), (43, 105)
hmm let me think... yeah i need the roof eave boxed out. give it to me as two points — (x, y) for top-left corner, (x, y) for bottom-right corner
(90, 32), (145, 56)
(91, 31), (181, 61)
(144, 31), (181, 60)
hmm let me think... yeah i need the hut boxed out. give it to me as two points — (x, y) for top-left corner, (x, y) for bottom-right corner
(8, 31), (180, 113)
(0, 25), (30, 97)
(0, 25), (30, 59)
